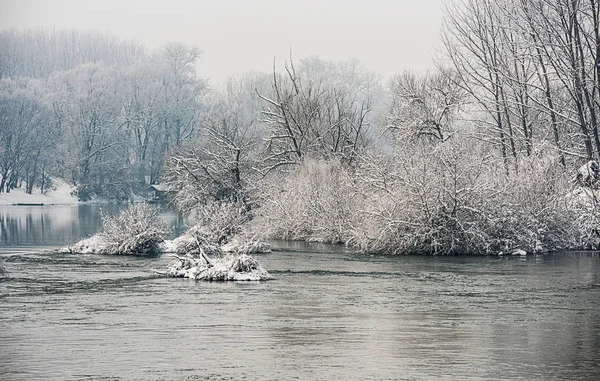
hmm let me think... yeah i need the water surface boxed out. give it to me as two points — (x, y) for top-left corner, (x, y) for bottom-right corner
(1, 206), (599, 380)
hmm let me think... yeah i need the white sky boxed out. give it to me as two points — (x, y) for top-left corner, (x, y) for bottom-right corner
(0, 0), (445, 84)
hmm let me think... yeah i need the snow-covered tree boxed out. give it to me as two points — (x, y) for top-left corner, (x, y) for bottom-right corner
(257, 57), (378, 174)
(162, 73), (267, 213)
(0, 77), (52, 193)
(47, 62), (131, 199)
(386, 69), (465, 143)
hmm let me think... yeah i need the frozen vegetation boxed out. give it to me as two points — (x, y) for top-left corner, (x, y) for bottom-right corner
(251, 151), (583, 256)
(8, 2), (600, 257)
(155, 253), (272, 281)
(153, 210), (272, 280)
(64, 204), (168, 255)
(62, 203), (272, 280)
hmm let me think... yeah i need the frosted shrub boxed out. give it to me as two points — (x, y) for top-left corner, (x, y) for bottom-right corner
(349, 141), (574, 255)
(159, 253), (272, 281)
(567, 161), (600, 249)
(190, 201), (250, 245)
(200, 254), (272, 281)
(568, 189), (600, 249)
(98, 204), (169, 255)
(256, 158), (357, 243)
(171, 225), (224, 257)
(348, 144), (495, 254)
(222, 231), (272, 254)
(483, 152), (575, 253)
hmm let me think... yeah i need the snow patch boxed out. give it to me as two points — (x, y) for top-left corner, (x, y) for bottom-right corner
(63, 235), (107, 254)
(155, 253), (273, 281)
(0, 178), (79, 205)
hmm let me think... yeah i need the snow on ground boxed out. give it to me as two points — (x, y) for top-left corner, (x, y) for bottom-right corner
(156, 253), (273, 281)
(59, 235), (106, 254)
(0, 179), (79, 205)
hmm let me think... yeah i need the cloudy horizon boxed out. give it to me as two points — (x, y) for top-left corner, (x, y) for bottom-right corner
(0, 0), (444, 84)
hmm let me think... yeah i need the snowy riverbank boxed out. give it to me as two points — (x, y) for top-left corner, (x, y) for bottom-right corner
(0, 179), (79, 205)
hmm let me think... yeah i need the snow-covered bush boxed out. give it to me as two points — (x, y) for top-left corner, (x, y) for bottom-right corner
(477, 152), (575, 254)
(347, 140), (575, 255)
(245, 134), (588, 255)
(575, 160), (600, 189)
(190, 201), (250, 245)
(98, 204), (169, 254)
(565, 185), (600, 249)
(158, 253), (272, 281)
(165, 200), (270, 255)
(348, 142), (492, 254)
(222, 233), (272, 254)
(255, 158), (357, 244)
(168, 225), (224, 257)
(200, 254), (271, 281)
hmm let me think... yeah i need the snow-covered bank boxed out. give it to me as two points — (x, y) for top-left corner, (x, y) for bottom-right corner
(0, 179), (79, 205)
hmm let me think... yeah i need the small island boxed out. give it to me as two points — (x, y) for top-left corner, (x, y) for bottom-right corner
(61, 204), (273, 281)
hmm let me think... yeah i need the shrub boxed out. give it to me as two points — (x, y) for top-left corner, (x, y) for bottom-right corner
(348, 140), (574, 255)
(255, 158), (357, 243)
(161, 253), (272, 281)
(189, 201), (250, 245)
(98, 204), (169, 255)
(170, 225), (224, 257)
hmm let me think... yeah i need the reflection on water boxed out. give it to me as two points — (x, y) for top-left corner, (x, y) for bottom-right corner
(0, 204), (183, 247)
(1, 209), (600, 380)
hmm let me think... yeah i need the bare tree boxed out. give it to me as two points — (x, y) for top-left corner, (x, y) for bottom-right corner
(0, 78), (47, 193)
(386, 69), (466, 143)
(442, 0), (600, 167)
(256, 57), (374, 175)
(162, 74), (265, 213)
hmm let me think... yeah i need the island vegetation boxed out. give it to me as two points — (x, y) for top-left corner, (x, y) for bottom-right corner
(3, 0), (600, 256)
(61, 203), (273, 280)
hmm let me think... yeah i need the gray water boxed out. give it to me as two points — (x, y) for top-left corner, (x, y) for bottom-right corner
(1, 206), (599, 380)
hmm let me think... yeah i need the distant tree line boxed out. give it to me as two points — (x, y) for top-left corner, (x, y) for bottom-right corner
(0, 28), (205, 199)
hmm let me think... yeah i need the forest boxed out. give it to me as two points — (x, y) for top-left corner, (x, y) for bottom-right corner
(2, 0), (600, 255)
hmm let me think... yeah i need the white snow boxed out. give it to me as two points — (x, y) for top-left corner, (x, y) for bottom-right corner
(160, 239), (178, 253)
(0, 179), (79, 205)
(157, 253), (273, 281)
(577, 160), (599, 184)
(63, 235), (107, 254)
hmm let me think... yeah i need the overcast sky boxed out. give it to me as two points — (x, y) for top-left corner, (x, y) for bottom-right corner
(1, 0), (445, 84)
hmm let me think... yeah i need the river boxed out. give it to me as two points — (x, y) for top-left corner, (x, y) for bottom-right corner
(1, 205), (599, 380)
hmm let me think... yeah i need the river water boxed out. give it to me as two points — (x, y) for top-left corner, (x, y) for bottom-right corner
(1, 205), (599, 380)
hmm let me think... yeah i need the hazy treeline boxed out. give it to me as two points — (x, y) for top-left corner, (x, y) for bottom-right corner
(0, 28), (145, 79)
(0, 28), (205, 199)
(3, 0), (600, 254)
